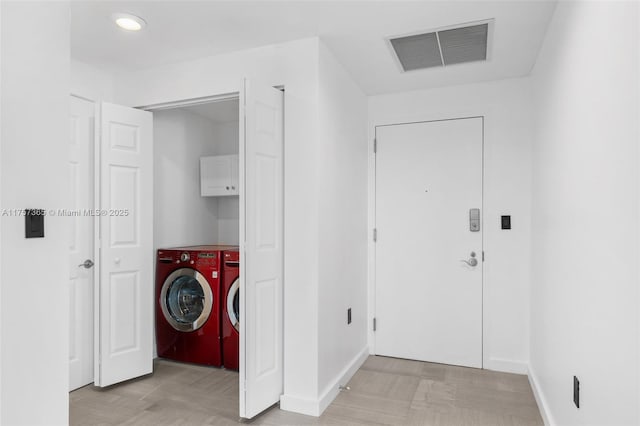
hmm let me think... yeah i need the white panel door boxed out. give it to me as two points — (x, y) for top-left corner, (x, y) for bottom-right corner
(69, 95), (95, 391)
(95, 102), (153, 387)
(239, 80), (284, 419)
(375, 118), (483, 368)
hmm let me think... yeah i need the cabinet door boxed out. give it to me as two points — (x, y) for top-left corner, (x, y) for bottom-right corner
(229, 154), (239, 195)
(201, 155), (233, 196)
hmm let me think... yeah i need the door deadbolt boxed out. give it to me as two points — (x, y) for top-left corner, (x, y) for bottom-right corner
(469, 208), (480, 232)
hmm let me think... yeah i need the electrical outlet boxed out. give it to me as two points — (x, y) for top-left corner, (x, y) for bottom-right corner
(347, 308), (352, 324)
(573, 376), (580, 408)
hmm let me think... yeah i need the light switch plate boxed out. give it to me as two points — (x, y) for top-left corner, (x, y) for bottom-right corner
(25, 209), (45, 238)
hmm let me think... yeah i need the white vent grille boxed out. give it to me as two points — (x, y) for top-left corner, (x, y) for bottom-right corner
(388, 21), (491, 72)
(389, 33), (442, 71)
(438, 24), (488, 65)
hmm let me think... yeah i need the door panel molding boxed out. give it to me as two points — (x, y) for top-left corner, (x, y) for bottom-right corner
(95, 102), (153, 387)
(239, 80), (284, 419)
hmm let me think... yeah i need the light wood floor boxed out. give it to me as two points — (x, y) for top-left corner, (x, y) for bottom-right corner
(70, 356), (543, 425)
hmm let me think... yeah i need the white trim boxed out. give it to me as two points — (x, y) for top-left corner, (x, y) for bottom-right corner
(238, 80), (247, 417)
(70, 93), (95, 103)
(279, 394), (320, 417)
(485, 358), (528, 375)
(637, 4), (640, 421)
(367, 128), (376, 354)
(435, 32), (445, 67)
(485, 17), (495, 62)
(528, 365), (554, 426)
(139, 92), (239, 111)
(93, 101), (102, 386)
(0, 2), (3, 416)
(280, 346), (369, 417)
(317, 346), (369, 415)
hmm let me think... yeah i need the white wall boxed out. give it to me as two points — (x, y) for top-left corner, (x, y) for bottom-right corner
(71, 59), (115, 102)
(529, 2), (639, 425)
(0, 4), (3, 419)
(114, 38), (323, 411)
(368, 77), (534, 374)
(316, 42), (369, 410)
(217, 197), (239, 245)
(153, 109), (222, 249)
(211, 120), (239, 156)
(212, 121), (240, 244)
(154, 108), (240, 248)
(0, 2), (70, 424)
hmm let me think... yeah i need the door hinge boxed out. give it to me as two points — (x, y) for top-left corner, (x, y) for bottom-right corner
(373, 138), (377, 153)
(373, 317), (377, 331)
(373, 228), (377, 242)
(482, 251), (485, 262)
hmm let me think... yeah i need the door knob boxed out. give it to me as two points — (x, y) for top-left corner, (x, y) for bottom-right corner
(78, 259), (94, 269)
(460, 252), (478, 267)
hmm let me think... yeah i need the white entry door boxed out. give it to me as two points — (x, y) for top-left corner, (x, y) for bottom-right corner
(375, 117), (483, 368)
(69, 96), (95, 391)
(239, 80), (284, 419)
(95, 102), (154, 387)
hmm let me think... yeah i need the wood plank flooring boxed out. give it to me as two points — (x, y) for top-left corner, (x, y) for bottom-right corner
(70, 356), (543, 425)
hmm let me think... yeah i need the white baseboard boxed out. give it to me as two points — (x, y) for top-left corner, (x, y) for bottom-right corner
(528, 365), (553, 426)
(279, 346), (369, 417)
(317, 346), (369, 415)
(484, 358), (529, 375)
(279, 394), (322, 417)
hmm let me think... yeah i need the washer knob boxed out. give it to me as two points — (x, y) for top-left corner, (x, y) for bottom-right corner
(180, 252), (190, 262)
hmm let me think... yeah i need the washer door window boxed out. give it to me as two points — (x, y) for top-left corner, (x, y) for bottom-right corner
(227, 278), (240, 332)
(160, 268), (213, 332)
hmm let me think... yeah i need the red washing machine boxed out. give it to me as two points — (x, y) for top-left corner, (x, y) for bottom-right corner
(221, 249), (240, 370)
(155, 245), (237, 366)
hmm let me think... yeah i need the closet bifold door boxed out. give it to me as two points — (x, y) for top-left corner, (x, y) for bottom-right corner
(239, 80), (284, 419)
(94, 102), (154, 387)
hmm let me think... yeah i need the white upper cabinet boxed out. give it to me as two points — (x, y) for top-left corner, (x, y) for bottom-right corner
(200, 154), (239, 196)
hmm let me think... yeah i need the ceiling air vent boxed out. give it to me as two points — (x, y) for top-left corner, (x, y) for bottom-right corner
(388, 20), (492, 72)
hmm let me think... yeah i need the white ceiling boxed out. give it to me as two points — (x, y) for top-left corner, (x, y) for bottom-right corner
(71, 1), (557, 95)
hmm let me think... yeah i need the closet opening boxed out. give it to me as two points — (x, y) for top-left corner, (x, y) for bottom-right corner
(151, 94), (242, 413)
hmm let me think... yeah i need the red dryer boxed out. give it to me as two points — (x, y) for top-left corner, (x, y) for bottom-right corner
(155, 245), (236, 366)
(221, 249), (240, 370)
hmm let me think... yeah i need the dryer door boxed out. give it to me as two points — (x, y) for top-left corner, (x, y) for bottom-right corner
(160, 268), (213, 332)
(227, 278), (240, 332)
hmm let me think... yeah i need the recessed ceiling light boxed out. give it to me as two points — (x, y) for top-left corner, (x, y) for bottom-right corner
(112, 13), (146, 31)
